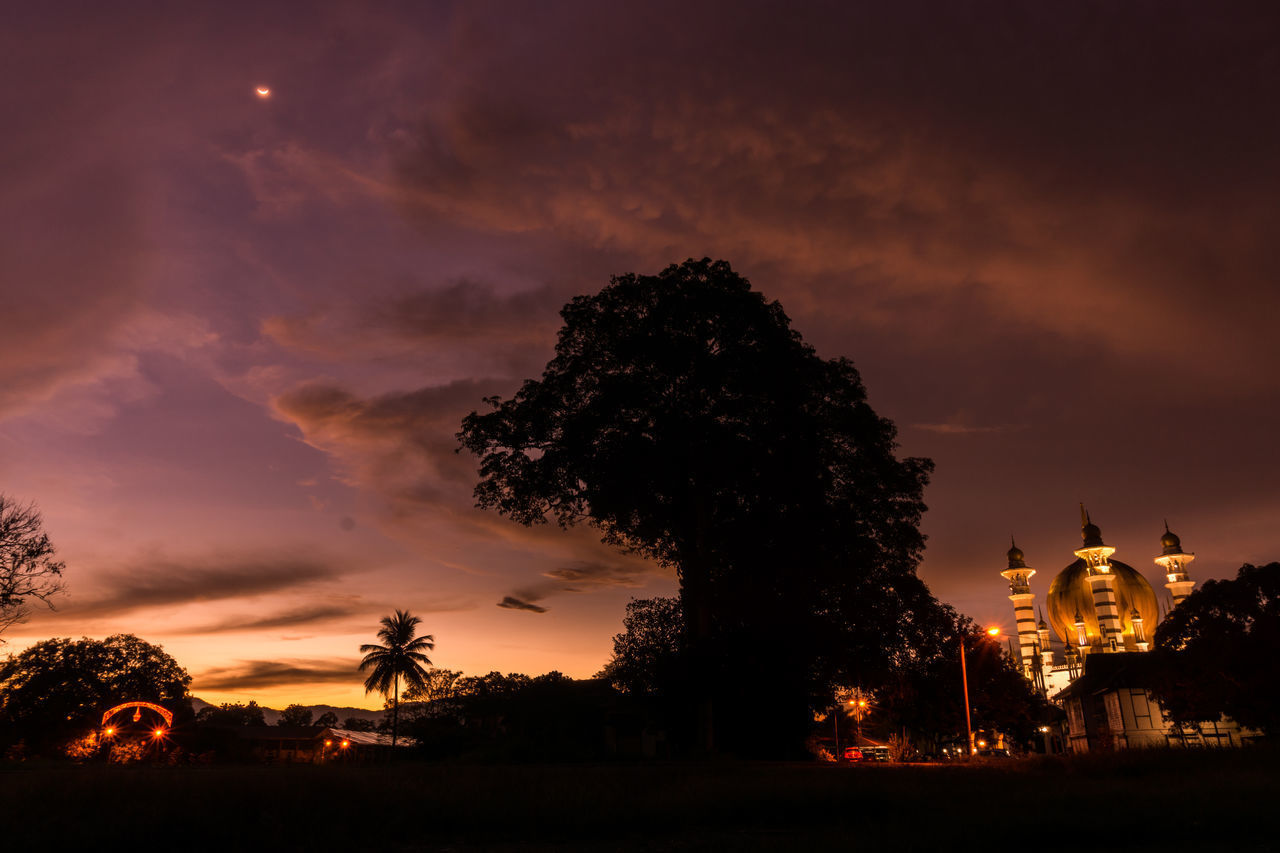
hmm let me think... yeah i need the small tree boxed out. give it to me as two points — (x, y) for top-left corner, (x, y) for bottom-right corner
(1151, 562), (1280, 734)
(278, 704), (314, 727)
(195, 701), (266, 727)
(597, 597), (683, 696)
(359, 610), (434, 747)
(315, 711), (339, 727)
(0, 495), (67, 640)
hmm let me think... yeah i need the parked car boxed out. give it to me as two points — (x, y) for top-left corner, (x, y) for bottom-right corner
(842, 747), (864, 762)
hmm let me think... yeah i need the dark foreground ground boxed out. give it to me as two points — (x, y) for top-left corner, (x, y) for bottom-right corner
(2, 749), (1275, 851)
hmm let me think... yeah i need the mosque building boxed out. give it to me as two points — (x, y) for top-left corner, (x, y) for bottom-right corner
(998, 507), (1252, 751)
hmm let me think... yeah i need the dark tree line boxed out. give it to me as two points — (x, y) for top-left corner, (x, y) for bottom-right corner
(0, 634), (191, 755)
(600, 595), (1051, 753)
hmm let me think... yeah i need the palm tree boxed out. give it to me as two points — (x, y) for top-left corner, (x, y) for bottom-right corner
(358, 610), (434, 748)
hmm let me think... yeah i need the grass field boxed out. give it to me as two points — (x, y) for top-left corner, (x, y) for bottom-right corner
(2, 749), (1275, 851)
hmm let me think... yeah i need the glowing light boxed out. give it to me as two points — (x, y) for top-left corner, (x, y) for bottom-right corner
(341, 740), (349, 748)
(986, 627), (1000, 636)
(102, 701), (173, 728)
(255, 86), (271, 98)
(324, 740), (332, 747)
(153, 728), (165, 738)
(104, 727), (115, 736)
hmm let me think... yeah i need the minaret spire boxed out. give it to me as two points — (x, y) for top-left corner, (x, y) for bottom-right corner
(1001, 539), (1039, 678)
(1155, 523), (1196, 610)
(1036, 606), (1053, 669)
(1074, 508), (1123, 653)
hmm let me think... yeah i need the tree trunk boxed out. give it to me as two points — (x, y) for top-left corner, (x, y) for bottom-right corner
(688, 492), (715, 756)
(392, 675), (399, 750)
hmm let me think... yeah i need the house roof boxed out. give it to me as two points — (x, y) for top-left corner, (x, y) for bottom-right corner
(322, 727), (416, 747)
(221, 725), (326, 741)
(1056, 652), (1162, 701)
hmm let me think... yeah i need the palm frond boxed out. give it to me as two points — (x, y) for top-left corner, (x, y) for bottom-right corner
(358, 609), (434, 698)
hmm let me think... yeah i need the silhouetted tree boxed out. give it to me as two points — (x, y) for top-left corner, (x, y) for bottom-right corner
(402, 667), (463, 703)
(460, 258), (932, 756)
(0, 494), (67, 639)
(359, 610), (434, 747)
(1151, 562), (1280, 734)
(278, 704), (313, 727)
(342, 716), (376, 732)
(598, 597), (683, 696)
(0, 634), (190, 753)
(195, 701), (266, 727)
(315, 711), (339, 727)
(859, 581), (1054, 752)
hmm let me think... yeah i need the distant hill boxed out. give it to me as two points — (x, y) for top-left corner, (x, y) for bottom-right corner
(190, 697), (384, 726)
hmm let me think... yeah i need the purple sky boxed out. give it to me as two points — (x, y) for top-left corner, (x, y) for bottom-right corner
(4, 1), (1278, 707)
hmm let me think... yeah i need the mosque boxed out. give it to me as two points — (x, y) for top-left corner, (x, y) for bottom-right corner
(998, 507), (1251, 751)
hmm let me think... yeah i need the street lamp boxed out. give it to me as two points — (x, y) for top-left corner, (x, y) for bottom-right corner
(850, 697), (869, 746)
(961, 627), (999, 756)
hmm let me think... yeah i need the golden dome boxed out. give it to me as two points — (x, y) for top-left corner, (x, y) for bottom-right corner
(1160, 523), (1184, 556)
(1045, 558), (1160, 651)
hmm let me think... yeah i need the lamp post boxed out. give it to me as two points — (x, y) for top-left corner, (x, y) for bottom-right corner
(833, 697), (840, 760)
(961, 627), (1000, 756)
(851, 697), (869, 746)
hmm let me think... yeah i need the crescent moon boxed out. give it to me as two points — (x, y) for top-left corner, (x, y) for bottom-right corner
(256, 87), (271, 97)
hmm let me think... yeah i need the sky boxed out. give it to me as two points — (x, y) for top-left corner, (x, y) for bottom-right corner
(3, 1), (1278, 709)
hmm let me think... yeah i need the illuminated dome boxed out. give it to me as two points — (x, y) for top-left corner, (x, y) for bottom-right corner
(1160, 525), (1183, 555)
(1045, 558), (1159, 651)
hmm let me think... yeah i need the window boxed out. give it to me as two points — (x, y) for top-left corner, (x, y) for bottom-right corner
(1104, 691), (1123, 733)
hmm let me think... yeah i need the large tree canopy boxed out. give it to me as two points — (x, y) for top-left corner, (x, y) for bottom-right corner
(1151, 562), (1280, 735)
(460, 259), (934, 755)
(0, 634), (191, 753)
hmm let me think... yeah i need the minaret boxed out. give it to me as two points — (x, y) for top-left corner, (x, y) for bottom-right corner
(1001, 538), (1039, 676)
(1075, 505), (1124, 653)
(1064, 641), (1081, 680)
(1154, 522), (1196, 609)
(1036, 610), (1053, 668)
(1130, 607), (1149, 652)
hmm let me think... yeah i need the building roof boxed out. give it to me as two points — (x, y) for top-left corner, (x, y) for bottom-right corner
(322, 727), (416, 747)
(1055, 652), (1162, 702)
(217, 725), (327, 741)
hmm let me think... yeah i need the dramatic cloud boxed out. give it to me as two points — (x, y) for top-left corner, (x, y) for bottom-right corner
(392, 2), (1280, 385)
(173, 604), (361, 635)
(496, 596), (548, 614)
(194, 659), (359, 691)
(542, 562), (649, 591)
(494, 561), (652, 614)
(60, 555), (346, 620)
(272, 378), (496, 513)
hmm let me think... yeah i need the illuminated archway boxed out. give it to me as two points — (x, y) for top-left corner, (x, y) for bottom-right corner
(101, 701), (173, 729)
